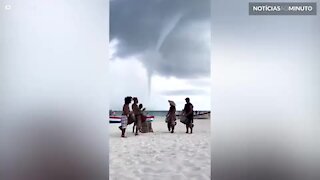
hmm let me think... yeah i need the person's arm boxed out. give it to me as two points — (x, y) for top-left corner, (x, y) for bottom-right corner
(182, 105), (186, 115)
(136, 105), (142, 115)
(133, 104), (141, 115)
(124, 106), (129, 117)
(127, 105), (133, 117)
(166, 108), (171, 116)
(173, 107), (177, 115)
(127, 108), (130, 116)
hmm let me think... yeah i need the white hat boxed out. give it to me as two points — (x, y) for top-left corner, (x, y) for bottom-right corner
(168, 100), (176, 106)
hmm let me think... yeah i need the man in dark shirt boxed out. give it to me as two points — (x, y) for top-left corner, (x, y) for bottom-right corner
(183, 97), (194, 133)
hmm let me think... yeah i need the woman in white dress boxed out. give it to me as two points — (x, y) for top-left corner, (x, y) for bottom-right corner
(166, 100), (177, 133)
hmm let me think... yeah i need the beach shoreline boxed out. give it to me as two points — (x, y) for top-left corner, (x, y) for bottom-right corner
(109, 118), (210, 180)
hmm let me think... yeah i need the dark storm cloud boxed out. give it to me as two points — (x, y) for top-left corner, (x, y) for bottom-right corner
(110, 0), (210, 78)
(161, 89), (208, 96)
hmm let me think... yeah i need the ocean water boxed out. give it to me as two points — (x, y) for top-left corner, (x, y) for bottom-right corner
(111, 111), (172, 117)
(110, 110), (210, 118)
(109, 111), (166, 122)
(109, 111), (210, 124)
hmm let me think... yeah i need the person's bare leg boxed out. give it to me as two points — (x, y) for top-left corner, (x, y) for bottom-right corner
(138, 118), (141, 133)
(121, 128), (126, 137)
(139, 122), (142, 132)
(190, 120), (194, 134)
(168, 122), (171, 132)
(135, 117), (140, 135)
(132, 123), (135, 133)
(149, 122), (153, 132)
(186, 125), (189, 133)
(171, 125), (174, 133)
(135, 125), (138, 135)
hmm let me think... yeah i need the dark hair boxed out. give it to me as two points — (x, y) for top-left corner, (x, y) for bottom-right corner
(185, 97), (190, 101)
(139, 104), (143, 109)
(124, 96), (132, 104)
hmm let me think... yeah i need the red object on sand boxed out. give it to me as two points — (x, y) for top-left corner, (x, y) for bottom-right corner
(109, 116), (121, 119)
(141, 115), (147, 122)
(109, 115), (154, 124)
(109, 115), (154, 119)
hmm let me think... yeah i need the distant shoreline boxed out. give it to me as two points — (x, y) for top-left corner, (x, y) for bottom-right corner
(109, 110), (211, 119)
(110, 110), (211, 112)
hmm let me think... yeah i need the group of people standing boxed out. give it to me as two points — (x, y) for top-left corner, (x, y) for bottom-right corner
(119, 96), (150, 137)
(119, 96), (194, 138)
(166, 97), (194, 134)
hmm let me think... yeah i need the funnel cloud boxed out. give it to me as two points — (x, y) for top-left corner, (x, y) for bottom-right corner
(110, 0), (210, 79)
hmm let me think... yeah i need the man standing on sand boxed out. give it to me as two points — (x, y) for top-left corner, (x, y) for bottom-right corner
(132, 97), (142, 136)
(183, 97), (194, 134)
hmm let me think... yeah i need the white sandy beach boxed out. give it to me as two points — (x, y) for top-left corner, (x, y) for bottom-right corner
(109, 117), (210, 180)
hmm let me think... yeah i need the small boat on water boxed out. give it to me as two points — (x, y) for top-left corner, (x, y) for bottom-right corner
(194, 111), (210, 119)
(176, 111), (210, 119)
(109, 115), (155, 123)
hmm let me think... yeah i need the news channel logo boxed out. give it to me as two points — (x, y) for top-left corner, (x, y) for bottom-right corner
(249, 2), (317, 15)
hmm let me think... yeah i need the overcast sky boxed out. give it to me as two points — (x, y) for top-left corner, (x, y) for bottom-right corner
(109, 0), (210, 110)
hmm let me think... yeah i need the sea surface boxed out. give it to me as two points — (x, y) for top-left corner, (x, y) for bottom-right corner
(110, 110), (210, 117)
